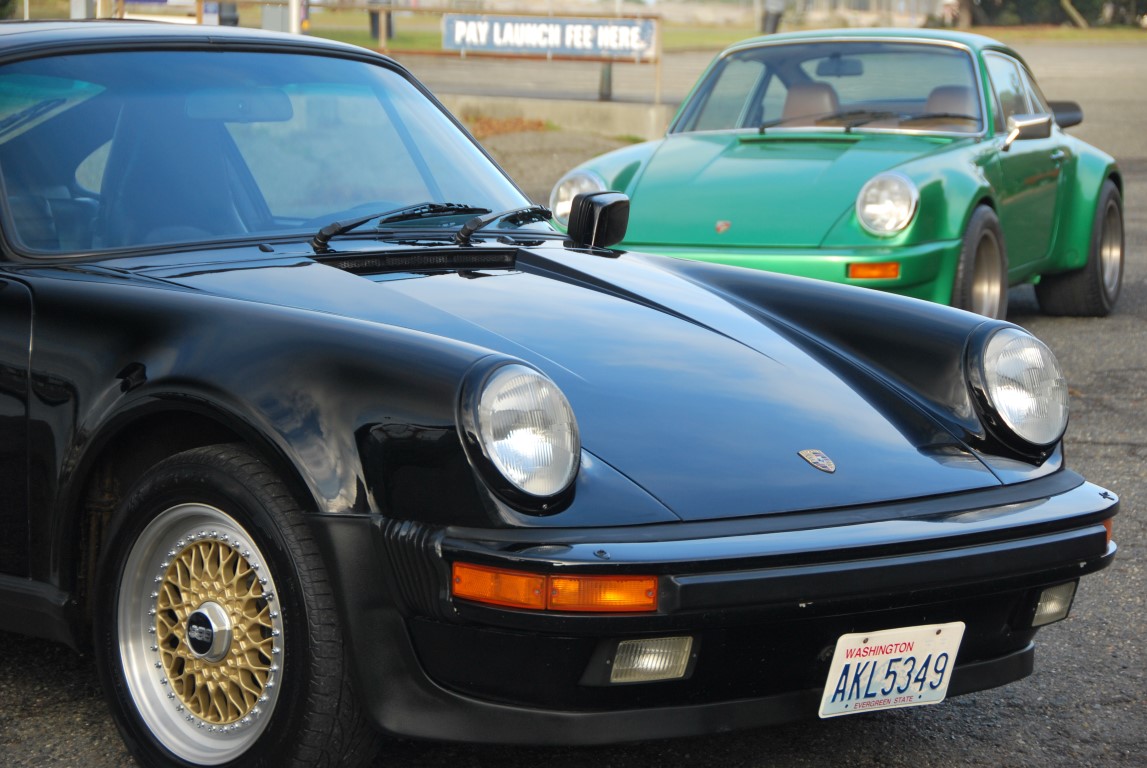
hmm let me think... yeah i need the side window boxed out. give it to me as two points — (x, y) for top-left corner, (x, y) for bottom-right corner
(1021, 67), (1052, 115)
(77, 141), (109, 194)
(984, 53), (1030, 133)
(758, 76), (788, 127)
(689, 57), (768, 131)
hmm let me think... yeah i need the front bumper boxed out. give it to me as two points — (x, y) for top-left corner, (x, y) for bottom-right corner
(630, 239), (963, 305)
(310, 471), (1116, 745)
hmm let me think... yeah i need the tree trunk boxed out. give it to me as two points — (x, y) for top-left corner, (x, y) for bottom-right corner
(1060, 0), (1090, 27)
(957, 0), (975, 28)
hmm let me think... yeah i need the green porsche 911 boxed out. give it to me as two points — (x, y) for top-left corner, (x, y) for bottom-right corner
(550, 29), (1123, 319)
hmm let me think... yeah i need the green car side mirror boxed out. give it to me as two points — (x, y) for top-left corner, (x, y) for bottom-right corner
(1049, 100), (1084, 129)
(1003, 113), (1053, 151)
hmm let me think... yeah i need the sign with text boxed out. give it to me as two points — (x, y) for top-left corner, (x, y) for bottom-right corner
(442, 15), (658, 61)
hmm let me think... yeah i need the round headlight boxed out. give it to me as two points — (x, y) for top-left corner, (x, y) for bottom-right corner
(549, 169), (607, 226)
(475, 364), (580, 497)
(980, 328), (1068, 446)
(856, 173), (919, 235)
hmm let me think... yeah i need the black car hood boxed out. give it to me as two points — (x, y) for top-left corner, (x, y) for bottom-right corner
(137, 242), (1001, 521)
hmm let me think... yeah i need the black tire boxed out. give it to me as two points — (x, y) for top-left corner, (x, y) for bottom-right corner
(1035, 179), (1124, 317)
(93, 444), (380, 768)
(952, 206), (1009, 319)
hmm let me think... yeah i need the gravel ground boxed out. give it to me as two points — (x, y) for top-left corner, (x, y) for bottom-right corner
(481, 129), (628, 206)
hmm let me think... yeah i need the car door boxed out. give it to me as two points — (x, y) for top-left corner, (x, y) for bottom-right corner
(0, 277), (31, 576)
(983, 52), (1068, 274)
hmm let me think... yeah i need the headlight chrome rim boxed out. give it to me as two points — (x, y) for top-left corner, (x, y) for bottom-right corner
(460, 360), (581, 511)
(856, 172), (919, 236)
(550, 169), (608, 227)
(971, 326), (1069, 449)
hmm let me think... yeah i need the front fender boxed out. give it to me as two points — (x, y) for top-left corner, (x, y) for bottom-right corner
(29, 275), (498, 538)
(820, 140), (996, 249)
(575, 140), (660, 196)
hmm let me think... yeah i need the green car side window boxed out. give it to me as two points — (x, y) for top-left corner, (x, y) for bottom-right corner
(983, 53), (1030, 133)
(691, 57), (769, 131)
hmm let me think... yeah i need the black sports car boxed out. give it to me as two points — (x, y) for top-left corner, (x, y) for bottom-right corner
(0, 21), (1116, 768)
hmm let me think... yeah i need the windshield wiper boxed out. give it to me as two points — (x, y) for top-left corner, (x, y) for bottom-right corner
(454, 205), (552, 245)
(899, 112), (979, 124)
(311, 202), (490, 253)
(840, 111), (902, 131)
(760, 109), (900, 134)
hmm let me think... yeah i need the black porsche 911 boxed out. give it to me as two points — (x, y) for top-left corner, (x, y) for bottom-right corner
(0, 20), (1116, 768)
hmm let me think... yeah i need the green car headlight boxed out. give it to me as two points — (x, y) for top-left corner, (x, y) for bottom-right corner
(976, 327), (1069, 447)
(856, 173), (919, 236)
(550, 169), (607, 227)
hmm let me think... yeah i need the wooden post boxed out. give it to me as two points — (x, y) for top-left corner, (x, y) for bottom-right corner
(599, 61), (613, 102)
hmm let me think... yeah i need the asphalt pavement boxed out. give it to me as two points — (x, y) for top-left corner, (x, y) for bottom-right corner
(1, 39), (1145, 768)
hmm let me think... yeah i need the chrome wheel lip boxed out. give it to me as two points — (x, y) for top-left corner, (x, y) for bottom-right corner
(1099, 200), (1123, 299)
(117, 503), (284, 766)
(971, 230), (1004, 318)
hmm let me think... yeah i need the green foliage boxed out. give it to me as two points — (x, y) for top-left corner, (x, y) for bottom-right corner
(977, 0), (1145, 25)
(0, 0), (15, 21)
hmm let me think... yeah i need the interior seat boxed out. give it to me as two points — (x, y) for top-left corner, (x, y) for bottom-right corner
(781, 82), (841, 125)
(96, 100), (247, 248)
(925, 85), (977, 117)
(912, 85), (981, 133)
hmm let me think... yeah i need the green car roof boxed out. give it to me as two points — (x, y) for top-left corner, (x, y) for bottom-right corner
(727, 27), (1015, 54)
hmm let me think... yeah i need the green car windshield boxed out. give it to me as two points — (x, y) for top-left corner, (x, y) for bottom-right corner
(0, 50), (532, 254)
(675, 41), (983, 136)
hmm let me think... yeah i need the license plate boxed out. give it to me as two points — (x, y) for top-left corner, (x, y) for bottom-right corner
(818, 622), (965, 718)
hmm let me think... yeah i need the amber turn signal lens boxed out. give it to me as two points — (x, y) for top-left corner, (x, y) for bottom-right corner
(452, 563), (547, 610)
(549, 574), (658, 613)
(1104, 517), (1114, 544)
(848, 262), (901, 280)
(452, 563), (658, 613)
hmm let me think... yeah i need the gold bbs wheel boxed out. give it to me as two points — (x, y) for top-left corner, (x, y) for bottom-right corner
(117, 502), (284, 763)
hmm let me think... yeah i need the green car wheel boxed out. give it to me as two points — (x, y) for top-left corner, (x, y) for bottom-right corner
(953, 207), (1008, 320)
(1036, 180), (1124, 317)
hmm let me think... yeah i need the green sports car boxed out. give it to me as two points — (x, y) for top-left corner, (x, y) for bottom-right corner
(550, 29), (1124, 319)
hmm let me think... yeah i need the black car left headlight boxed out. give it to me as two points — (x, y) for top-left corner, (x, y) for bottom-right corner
(460, 361), (580, 510)
(969, 327), (1069, 451)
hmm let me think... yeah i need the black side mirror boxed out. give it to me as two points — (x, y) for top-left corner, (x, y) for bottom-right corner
(1048, 100), (1083, 129)
(567, 191), (629, 249)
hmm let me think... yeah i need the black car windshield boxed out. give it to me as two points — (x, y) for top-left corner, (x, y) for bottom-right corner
(0, 49), (535, 254)
(674, 40), (983, 136)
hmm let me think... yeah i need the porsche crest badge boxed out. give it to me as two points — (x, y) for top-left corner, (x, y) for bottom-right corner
(715, 220), (732, 234)
(798, 449), (836, 473)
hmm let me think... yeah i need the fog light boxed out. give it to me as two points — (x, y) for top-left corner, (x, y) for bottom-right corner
(610, 636), (693, 684)
(1032, 582), (1077, 627)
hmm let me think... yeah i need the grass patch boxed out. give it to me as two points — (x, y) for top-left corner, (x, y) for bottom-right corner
(661, 25), (759, 51)
(972, 24), (1147, 44)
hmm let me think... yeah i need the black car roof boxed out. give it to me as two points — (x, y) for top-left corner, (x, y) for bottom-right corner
(0, 19), (373, 58)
